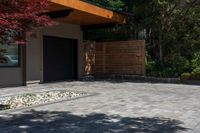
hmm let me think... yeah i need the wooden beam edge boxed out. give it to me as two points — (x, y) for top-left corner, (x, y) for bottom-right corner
(49, 0), (126, 24)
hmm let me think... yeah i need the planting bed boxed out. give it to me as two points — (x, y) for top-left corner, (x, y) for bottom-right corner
(0, 90), (87, 111)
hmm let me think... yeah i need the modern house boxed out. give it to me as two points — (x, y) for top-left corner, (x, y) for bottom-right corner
(0, 0), (126, 87)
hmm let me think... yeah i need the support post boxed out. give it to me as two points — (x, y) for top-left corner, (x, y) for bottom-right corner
(22, 45), (27, 86)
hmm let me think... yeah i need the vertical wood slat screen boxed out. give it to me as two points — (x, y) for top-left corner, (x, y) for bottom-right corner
(84, 40), (146, 76)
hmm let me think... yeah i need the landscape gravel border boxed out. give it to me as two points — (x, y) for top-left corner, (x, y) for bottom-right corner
(0, 89), (98, 114)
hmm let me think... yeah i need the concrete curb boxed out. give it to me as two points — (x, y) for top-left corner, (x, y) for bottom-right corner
(94, 75), (179, 84)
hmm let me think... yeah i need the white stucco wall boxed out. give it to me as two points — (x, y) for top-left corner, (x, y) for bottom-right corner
(26, 22), (83, 83)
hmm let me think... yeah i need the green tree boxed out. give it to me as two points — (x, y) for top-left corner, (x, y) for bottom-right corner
(88, 0), (124, 10)
(86, 0), (200, 77)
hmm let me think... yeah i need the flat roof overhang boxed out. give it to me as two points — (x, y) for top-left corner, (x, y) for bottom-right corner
(47, 0), (127, 26)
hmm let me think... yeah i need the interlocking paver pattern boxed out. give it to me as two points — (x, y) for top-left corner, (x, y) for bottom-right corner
(0, 81), (199, 133)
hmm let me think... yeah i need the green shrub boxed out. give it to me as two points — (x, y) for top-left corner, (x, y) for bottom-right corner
(181, 67), (200, 80)
(180, 73), (191, 80)
(146, 60), (156, 73)
(146, 55), (190, 78)
(190, 67), (200, 80)
(191, 52), (200, 69)
(167, 55), (190, 75)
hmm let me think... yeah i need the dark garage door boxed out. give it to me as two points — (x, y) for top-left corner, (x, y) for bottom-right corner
(43, 36), (77, 82)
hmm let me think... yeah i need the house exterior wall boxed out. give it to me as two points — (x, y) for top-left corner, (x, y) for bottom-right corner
(0, 22), (83, 87)
(0, 44), (23, 87)
(0, 67), (22, 87)
(26, 22), (83, 83)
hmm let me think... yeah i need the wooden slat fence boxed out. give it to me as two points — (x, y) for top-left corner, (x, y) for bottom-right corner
(84, 40), (145, 76)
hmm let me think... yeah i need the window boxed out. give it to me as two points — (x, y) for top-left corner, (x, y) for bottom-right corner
(0, 45), (20, 67)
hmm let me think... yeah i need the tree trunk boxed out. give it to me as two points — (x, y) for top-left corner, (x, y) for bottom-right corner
(159, 44), (163, 61)
(158, 34), (163, 61)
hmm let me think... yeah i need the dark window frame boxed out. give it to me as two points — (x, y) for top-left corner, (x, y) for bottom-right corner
(0, 45), (21, 68)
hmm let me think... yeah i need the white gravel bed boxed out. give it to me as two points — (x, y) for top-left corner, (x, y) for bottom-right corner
(0, 90), (87, 110)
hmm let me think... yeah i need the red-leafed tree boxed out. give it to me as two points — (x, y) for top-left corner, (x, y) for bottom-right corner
(0, 0), (54, 45)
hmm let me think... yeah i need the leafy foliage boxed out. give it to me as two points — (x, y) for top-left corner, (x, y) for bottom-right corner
(190, 67), (200, 80)
(86, 0), (200, 78)
(191, 52), (200, 69)
(146, 55), (190, 78)
(0, 0), (54, 45)
(180, 73), (191, 80)
(181, 67), (200, 80)
(88, 0), (124, 11)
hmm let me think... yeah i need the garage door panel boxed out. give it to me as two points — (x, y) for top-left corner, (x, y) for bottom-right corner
(43, 36), (77, 82)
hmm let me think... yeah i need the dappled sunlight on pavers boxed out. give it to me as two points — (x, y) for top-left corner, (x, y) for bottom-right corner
(0, 81), (200, 132)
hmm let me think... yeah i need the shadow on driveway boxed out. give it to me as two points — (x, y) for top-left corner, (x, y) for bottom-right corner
(0, 110), (189, 133)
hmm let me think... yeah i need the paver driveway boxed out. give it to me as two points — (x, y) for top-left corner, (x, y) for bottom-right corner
(0, 81), (200, 133)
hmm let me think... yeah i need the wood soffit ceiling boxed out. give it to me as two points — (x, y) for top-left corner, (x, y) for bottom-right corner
(47, 0), (127, 26)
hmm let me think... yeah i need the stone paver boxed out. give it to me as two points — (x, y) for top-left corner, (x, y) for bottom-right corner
(0, 81), (200, 133)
